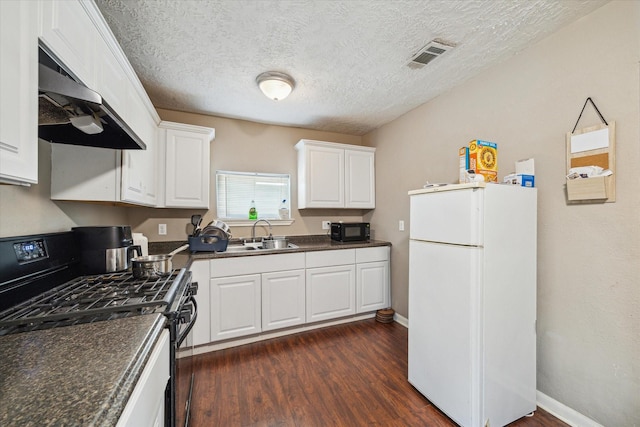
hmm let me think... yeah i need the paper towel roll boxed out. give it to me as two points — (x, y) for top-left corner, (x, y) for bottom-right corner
(132, 232), (148, 256)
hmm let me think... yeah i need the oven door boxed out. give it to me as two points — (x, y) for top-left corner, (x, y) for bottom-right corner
(174, 293), (197, 427)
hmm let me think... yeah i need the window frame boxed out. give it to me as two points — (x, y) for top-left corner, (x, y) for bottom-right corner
(215, 170), (294, 227)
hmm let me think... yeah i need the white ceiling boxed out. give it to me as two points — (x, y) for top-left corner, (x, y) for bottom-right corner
(95, 0), (608, 136)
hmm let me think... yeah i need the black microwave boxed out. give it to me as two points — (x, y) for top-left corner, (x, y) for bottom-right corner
(330, 222), (370, 242)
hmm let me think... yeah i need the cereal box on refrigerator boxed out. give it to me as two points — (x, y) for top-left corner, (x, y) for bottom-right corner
(468, 139), (498, 182)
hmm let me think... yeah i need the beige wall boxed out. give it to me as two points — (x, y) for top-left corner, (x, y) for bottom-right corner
(128, 111), (366, 241)
(364, 2), (639, 425)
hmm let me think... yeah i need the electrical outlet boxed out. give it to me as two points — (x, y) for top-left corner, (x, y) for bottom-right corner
(322, 221), (331, 230)
(158, 224), (167, 235)
(399, 220), (405, 231)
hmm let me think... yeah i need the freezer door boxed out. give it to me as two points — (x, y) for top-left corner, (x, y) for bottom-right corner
(408, 240), (483, 427)
(409, 188), (483, 246)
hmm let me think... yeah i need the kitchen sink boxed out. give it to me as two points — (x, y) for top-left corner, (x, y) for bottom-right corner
(225, 243), (298, 253)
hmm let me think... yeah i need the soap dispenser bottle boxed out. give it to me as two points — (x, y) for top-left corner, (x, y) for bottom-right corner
(279, 199), (289, 219)
(249, 200), (257, 220)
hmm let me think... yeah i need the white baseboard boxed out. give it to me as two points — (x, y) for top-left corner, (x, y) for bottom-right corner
(394, 312), (408, 328)
(536, 391), (603, 427)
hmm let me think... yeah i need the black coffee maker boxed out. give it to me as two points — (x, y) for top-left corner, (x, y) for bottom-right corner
(72, 226), (141, 274)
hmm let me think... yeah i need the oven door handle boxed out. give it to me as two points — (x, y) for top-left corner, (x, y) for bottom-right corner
(176, 295), (198, 347)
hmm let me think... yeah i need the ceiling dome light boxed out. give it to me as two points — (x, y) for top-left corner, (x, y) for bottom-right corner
(256, 71), (295, 101)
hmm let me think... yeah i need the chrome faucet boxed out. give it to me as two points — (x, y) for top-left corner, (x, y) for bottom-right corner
(251, 219), (272, 242)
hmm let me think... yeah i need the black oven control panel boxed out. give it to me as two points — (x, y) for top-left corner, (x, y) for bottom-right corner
(13, 239), (48, 263)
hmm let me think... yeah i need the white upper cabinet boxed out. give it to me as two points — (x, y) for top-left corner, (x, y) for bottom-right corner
(159, 121), (215, 209)
(121, 126), (158, 206)
(93, 35), (128, 123)
(345, 148), (376, 209)
(0, 0), (38, 186)
(40, 0), (160, 152)
(295, 139), (375, 209)
(39, 0), (96, 87)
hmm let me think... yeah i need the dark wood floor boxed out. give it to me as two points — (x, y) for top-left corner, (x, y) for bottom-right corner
(183, 319), (568, 427)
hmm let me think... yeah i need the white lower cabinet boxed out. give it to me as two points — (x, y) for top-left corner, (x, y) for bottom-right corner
(305, 249), (356, 323)
(262, 269), (305, 331)
(189, 246), (389, 347)
(188, 260), (210, 347)
(356, 261), (389, 313)
(306, 265), (356, 322)
(116, 330), (169, 427)
(208, 253), (305, 342)
(210, 274), (261, 341)
(356, 247), (390, 313)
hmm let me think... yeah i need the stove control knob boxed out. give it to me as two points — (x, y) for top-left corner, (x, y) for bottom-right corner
(189, 282), (199, 296)
(179, 303), (193, 323)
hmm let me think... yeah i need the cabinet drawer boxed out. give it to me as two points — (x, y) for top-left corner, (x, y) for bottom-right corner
(305, 249), (355, 268)
(210, 253), (305, 277)
(356, 247), (389, 263)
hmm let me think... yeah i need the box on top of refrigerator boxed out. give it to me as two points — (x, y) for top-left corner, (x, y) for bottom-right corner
(459, 147), (469, 183)
(468, 140), (498, 182)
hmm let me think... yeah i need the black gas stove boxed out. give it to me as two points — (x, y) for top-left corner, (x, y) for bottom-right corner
(0, 270), (182, 336)
(0, 231), (197, 427)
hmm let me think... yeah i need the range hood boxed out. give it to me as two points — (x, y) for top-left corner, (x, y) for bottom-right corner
(38, 49), (146, 150)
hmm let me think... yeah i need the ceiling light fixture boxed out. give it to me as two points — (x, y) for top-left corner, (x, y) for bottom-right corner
(256, 71), (295, 101)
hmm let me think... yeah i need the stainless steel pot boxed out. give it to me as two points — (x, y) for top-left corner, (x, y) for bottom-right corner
(204, 220), (231, 238)
(131, 244), (189, 279)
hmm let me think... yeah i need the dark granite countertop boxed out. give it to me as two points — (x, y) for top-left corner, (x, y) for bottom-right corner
(149, 235), (391, 267)
(0, 314), (166, 427)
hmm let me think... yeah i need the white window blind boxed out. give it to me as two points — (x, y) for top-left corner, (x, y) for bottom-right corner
(216, 170), (290, 220)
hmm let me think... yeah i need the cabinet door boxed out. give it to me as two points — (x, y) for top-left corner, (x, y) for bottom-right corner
(345, 149), (375, 208)
(299, 144), (344, 208)
(93, 35), (128, 122)
(126, 86), (158, 152)
(262, 270), (305, 331)
(0, 0), (38, 185)
(164, 127), (212, 208)
(306, 265), (355, 322)
(187, 260), (210, 346)
(356, 261), (389, 313)
(121, 126), (158, 206)
(210, 274), (261, 341)
(39, 0), (95, 87)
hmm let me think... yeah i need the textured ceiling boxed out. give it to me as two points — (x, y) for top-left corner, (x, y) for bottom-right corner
(95, 0), (608, 135)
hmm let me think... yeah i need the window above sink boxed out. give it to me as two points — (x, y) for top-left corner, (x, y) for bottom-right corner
(215, 170), (294, 226)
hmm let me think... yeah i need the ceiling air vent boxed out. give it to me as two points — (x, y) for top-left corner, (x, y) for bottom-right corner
(407, 39), (455, 69)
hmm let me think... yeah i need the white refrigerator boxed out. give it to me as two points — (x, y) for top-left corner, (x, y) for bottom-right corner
(408, 183), (537, 427)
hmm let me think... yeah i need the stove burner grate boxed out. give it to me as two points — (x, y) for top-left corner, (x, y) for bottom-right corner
(0, 271), (181, 333)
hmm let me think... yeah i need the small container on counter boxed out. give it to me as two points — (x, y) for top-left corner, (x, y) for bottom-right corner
(132, 232), (149, 256)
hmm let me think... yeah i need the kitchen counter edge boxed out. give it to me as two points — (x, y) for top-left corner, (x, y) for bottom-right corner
(151, 236), (391, 265)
